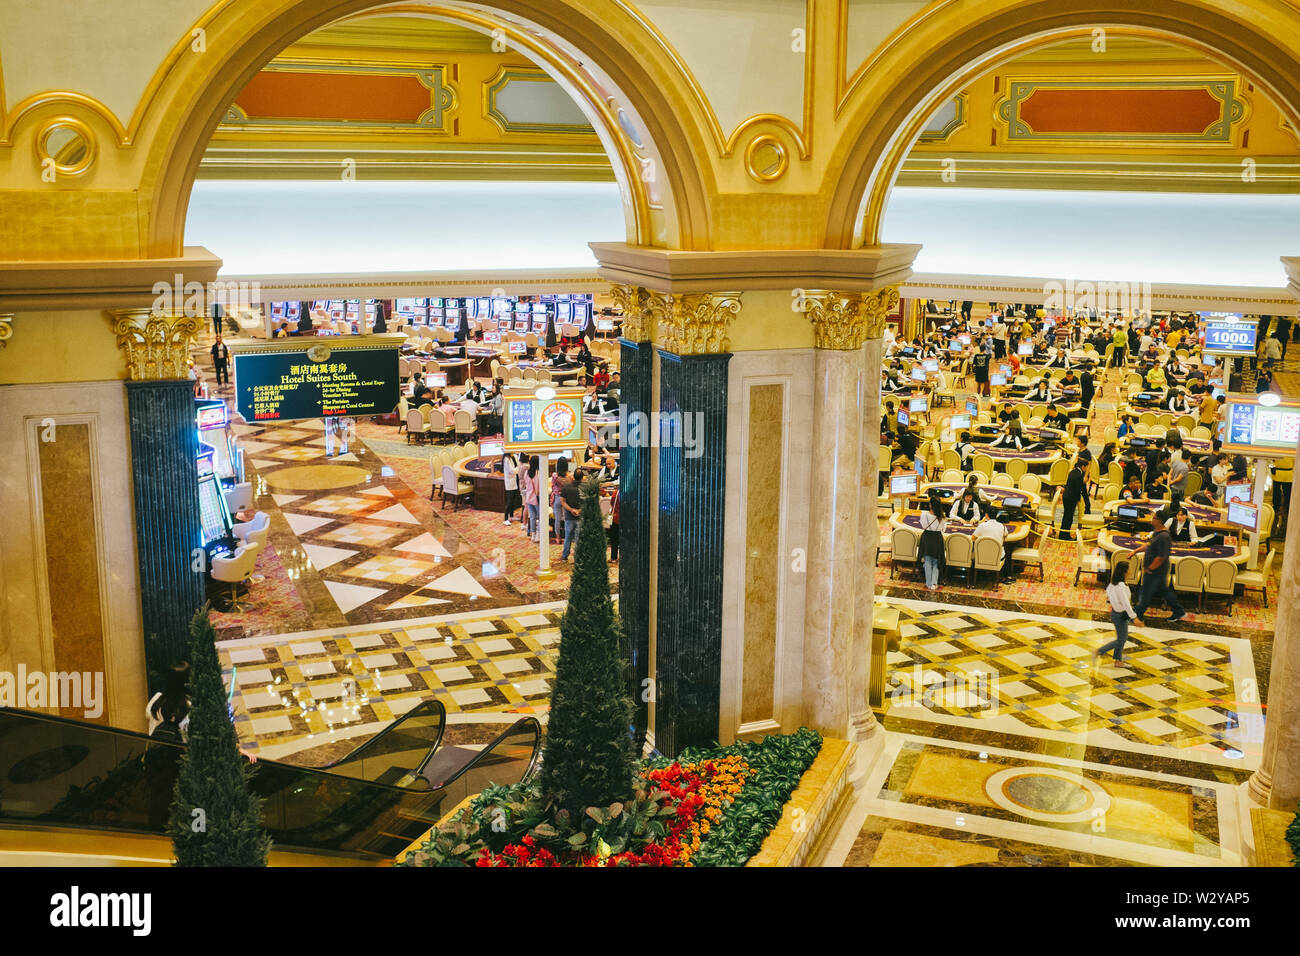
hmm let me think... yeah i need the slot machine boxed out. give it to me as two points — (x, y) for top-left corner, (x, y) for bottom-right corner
(197, 441), (235, 557)
(196, 398), (244, 484)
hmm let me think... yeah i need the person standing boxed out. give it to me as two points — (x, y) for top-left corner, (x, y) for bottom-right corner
(502, 451), (520, 525)
(522, 456), (540, 541)
(558, 470), (583, 561)
(1131, 509), (1186, 624)
(1095, 561), (1138, 663)
(971, 347), (990, 397)
(1054, 455), (1090, 540)
(918, 494), (947, 591)
(1079, 366), (1095, 412)
(210, 334), (230, 386)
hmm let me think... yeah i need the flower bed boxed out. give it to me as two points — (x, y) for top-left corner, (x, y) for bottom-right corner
(397, 728), (822, 867)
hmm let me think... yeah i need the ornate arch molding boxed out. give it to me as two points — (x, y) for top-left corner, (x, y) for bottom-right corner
(823, 0), (1300, 249)
(139, 0), (717, 258)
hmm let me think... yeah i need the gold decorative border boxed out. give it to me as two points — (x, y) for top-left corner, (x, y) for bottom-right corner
(993, 75), (1250, 147)
(35, 116), (97, 177)
(657, 291), (741, 355)
(482, 66), (595, 136)
(917, 92), (968, 144)
(0, 313), (12, 348)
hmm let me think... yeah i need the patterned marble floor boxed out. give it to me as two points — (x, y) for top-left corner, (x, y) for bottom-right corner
(216, 601), (565, 760)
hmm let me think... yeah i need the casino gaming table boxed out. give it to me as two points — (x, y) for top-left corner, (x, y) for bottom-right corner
(1122, 435), (1213, 457)
(882, 385), (932, 401)
(1096, 529), (1247, 565)
(436, 358), (471, 387)
(973, 423), (1066, 445)
(974, 444), (1062, 471)
(1001, 396), (1084, 417)
(919, 482), (1041, 511)
(890, 510), (1030, 543)
(453, 454), (505, 511)
(1102, 498), (1229, 528)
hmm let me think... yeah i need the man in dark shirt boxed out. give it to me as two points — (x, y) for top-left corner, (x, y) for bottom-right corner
(210, 334), (230, 385)
(558, 473), (584, 561)
(997, 403), (1016, 424)
(1079, 368), (1095, 410)
(1131, 509), (1186, 623)
(1043, 403), (1071, 430)
(1054, 455), (1090, 540)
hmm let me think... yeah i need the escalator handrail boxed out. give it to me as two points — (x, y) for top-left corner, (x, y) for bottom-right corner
(311, 698), (447, 771)
(0, 705), (427, 796)
(415, 715), (543, 790)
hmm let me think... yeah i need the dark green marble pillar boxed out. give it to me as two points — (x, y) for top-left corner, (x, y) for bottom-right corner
(654, 350), (730, 756)
(618, 338), (653, 755)
(126, 380), (205, 686)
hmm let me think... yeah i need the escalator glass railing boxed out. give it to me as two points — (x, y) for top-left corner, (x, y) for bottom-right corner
(0, 704), (540, 859)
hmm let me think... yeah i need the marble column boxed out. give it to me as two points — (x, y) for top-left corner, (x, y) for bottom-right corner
(1249, 259), (1300, 808)
(652, 292), (739, 756)
(801, 292), (871, 738)
(610, 286), (654, 754)
(850, 298), (894, 740)
(110, 310), (207, 687)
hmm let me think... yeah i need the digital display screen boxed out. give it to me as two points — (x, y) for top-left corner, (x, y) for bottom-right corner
(428, 372), (448, 387)
(1227, 499), (1259, 531)
(532, 318), (548, 333)
(504, 391), (584, 451)
(999, 364), (1012, 375)
(1224, 482), (1251, 504)
(959, 334), (971, 344)
(1201, 313), (1255, 357)
(198, 475), (230, 545)
(897, 409), (910, 426)
(1018, 343), (1033, 355)
(911, 367), (927, 382)
(596, 319), (615, 331)
(966, 400), (979, 416)
(1117, 505), (1141, 519)
(558, 303), (573, 320)
(1227, 401), (1300, 451)
(1002, 496), (1026, 509)
(991, 373), (1007, 386)
(233, 345), (400, 422)
(923, 359), (939, 372)
(890, 473), (919, 496)
(196, 402), (228, 429)
(910, 397), (928, 413)
(949, 413), (971, 429)
(479, 439), (505, 458)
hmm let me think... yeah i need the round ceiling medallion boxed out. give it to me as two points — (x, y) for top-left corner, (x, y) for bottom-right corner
(745, 134), (788, 183)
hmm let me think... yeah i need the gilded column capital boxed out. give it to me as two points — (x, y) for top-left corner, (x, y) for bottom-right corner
(107, 309), (204, 381)
(609, 284), (652, 342)
(659, 292), (741, 355)
(861, 286), (901, 341)
(0, 313), (12, 348)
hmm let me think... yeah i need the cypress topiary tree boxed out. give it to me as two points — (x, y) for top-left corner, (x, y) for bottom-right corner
(540, 477), (638, 817)
(168, 606), (272, 866)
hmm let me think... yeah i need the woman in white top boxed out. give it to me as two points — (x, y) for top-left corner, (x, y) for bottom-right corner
(1096, 561), (1137, 663)
(502, 452), (520, 525)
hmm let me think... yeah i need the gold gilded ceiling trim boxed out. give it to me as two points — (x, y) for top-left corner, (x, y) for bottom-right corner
(609, 0), (812, 161)
(837, 0), (950, 118)
(0, 313), (12, 348)
(917, 92), (968, 144)
(0, 0), (239, 148)
(482, 65), (597, 136)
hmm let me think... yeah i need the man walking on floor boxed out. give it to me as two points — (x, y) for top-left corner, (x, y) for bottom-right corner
(1130, 508), (1186, 625)
(210, 334), (230, 387)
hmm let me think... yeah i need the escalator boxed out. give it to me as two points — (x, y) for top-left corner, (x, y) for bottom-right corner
(0, 702), (541, 861)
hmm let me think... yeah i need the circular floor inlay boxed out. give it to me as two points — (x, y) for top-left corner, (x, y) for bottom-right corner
(262, 464), (370, 492)
(984, 766), (1111, 823)
(8, 744), (90, 785)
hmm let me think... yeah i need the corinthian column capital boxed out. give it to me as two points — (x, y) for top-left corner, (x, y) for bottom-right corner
(800, 287), (899, 349)
(106, 309), (204, 381)
(609, 283), (652, 342)
(658, 291), (741, 355)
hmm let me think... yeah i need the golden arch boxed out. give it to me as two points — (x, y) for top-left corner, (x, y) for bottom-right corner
(824, 0), (1300, 249)
(138, 0), (720, 259)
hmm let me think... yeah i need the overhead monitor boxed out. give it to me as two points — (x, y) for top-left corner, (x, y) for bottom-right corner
(1227, 498), (1259, 531)
(1223, 394), (1300, 457)
(1224, 481), (1251, 505)
(478, 439), (505, 458)
(889, 473), (919, 497)
(909, 397), (928, 413)
(949, 413), (971, 430)
(1200, 312), (1255, 358)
